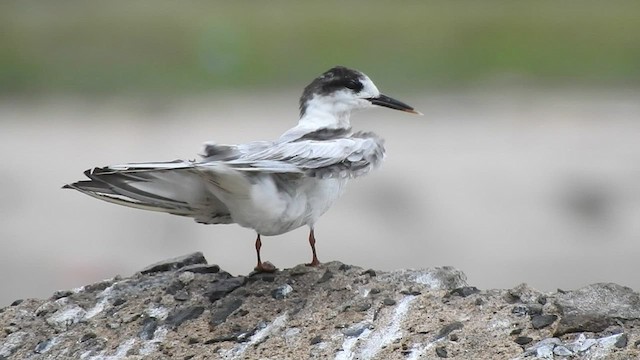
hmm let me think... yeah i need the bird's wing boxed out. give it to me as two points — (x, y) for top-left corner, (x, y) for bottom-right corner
(227, 131), (386, 179)
(64, 160), (234, 224)
(200, 140), (273, 161)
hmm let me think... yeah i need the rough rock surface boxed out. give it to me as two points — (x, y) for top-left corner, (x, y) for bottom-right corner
(1, 252), (639, 359)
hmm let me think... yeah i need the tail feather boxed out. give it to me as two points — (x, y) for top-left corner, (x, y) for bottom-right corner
(64, 161), (234, 224)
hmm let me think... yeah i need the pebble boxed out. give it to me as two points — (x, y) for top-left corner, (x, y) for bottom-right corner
(527, 303), (543, 316)
(139, 317), (158, 340)
(271, 284), (293, 300)
(342, 323), (370, 337)
(179, 264), (220, 274)
(615, 333), (628, 348)
(165, 306), (204, 329)
(449, 286), (480, 297)
(178, 271), (195, 285)
(205, 277), (247, 302)
(317, 270), (334, 284)
(309, 335), (323, 345)
(52, 290), (73, 300)
(514, 336), (533, 345)
(173, 290), (190, 302)
(511, 305), (528, 317)
(361, 269), (376, 277)
(140, 252), (207, 274)
(436, 322), (463, 340)
(536, 344), (554, 358)
(382, 298), (396, 306)
(210, 299), (243, 326)
(435, 346), (448, 358)
(112, 297), (126, 307)
(553, 345), (573, 356)
(531, 314), (557, 329)
(34, 338), (53, 354)
(80, 332), (97, 342)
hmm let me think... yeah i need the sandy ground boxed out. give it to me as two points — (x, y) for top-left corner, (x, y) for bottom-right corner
(1, 88), (639, 306)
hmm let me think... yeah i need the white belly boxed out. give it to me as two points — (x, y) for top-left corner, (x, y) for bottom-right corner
(229, 175), (348, 236)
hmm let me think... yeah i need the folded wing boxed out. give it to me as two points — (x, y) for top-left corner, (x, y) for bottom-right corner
(228, 131), (386, 179)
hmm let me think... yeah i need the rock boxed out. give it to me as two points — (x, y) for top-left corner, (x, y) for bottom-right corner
(382, 298), (396, 306)
(210, 299), (243, 326)
(553, 345), (573, 356)
(205, 277), (246, 302)
(173, 289), (190, 302)
(555, 314), (610, 335)
(45, 302), (87, 331)
(140, 252), (207, 274)
(530, 314), (557, 329)
(138, 317), (158, 340)
(565, 333), (597, 353)
(0, 331), (27, 358)
(514, 336), (533, 345)
(436, 322), (464, 340)
(403, 266), (468, 290)
(2, 253), (640, 360)
(615, 333), (628, 348)
(342, 323), (370, 337)
(554, 283), (640, 336)
(164, 306), (204, 329)
(507, 283), (542, 304)
(271, 284), (293, 300)
(177, 271), (195, 285)
(526, 303), (543, 316)
(34, 338), (53, 354)
(179, 263), (220, 274)
(80, 332), (96, 342)
(112, 297), (126, 307)
(51, 290), (73, 300)
(317, 270), (333, 283)
(361, 269), (376, 277)
(448, 286), (480, 298)
(511, 305), (528, 317)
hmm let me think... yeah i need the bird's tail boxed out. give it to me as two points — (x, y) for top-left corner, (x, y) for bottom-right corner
(63, 160), (232, 224)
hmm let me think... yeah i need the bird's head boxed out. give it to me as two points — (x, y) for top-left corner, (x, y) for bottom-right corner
(299, 66), (420, 123)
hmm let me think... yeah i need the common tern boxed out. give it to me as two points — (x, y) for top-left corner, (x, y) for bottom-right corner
(64, 66), (420, 272)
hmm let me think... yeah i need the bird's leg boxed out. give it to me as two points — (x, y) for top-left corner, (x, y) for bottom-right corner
(306, 229), (321, 267)
(254, 234), (276, 273)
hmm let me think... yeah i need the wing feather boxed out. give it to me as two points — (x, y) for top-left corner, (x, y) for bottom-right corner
(226, 131), (385, 178)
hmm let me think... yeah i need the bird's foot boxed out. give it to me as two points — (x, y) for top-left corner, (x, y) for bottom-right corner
(254, 261), (277, 273)
(305, 258), (321, 267)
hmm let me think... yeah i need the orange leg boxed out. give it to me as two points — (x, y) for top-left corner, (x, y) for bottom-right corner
(254, 234), (276, 273)
(306, 229), (321, 266)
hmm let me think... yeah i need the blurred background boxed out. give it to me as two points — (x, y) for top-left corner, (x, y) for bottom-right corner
(1, 0), (640, 306)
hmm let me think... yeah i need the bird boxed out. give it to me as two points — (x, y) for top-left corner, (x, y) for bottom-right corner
(64, 66), (420, 272)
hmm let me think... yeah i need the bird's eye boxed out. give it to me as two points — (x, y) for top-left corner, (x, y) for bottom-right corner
(345, 80), (361, 91)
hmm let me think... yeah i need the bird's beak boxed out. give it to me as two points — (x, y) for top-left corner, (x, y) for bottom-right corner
(367, 94), (422, 115)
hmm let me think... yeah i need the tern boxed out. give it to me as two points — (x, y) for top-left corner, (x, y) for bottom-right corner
(64, 66), (420, 272)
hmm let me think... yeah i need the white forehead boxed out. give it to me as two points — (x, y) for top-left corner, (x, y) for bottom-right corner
(359, 75), (380, 97)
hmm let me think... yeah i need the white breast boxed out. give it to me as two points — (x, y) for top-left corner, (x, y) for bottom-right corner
(228, 175), (348, 236)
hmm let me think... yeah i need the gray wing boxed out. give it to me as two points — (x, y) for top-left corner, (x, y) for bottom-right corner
(64, 160), (234, 224)
(227, 131), (386, 179)
(200, 140), (272, 161)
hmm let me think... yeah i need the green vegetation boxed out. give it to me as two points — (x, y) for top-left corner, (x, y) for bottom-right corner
(1, 0), (639, 94)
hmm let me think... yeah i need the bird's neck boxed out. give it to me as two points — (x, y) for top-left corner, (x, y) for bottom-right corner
(297, 103), (351, 131)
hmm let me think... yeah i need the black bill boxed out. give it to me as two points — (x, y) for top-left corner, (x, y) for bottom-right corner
(367, 94), (421, 114)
